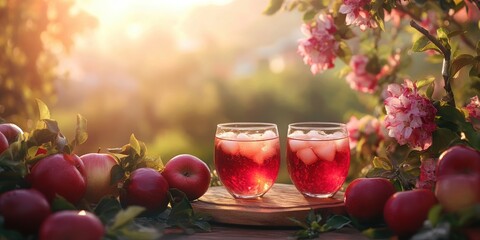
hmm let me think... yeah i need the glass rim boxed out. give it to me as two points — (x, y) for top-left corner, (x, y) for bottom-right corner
(217, 122), (277, 130)
(288, 122), (346, 130)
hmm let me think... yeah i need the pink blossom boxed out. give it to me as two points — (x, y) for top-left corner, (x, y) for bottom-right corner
(465, 95), (480, 129)
(346, 115), (384, 149)
(346, 55), (378, 93)
(339, 0), (378, 31)
(384, 79), (437, 150)
(420, 11), (438, 35)
(346, 116), (361, 148)
(298, 14), (338, 74)
(416, 158), (437, 190)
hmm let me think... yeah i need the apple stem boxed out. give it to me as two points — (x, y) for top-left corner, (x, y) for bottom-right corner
(97, 147), (101, 153)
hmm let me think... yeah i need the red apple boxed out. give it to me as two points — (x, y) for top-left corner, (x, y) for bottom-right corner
(344, 177), (396, 223)
(120, 168), (169, 215)
(435, 174), (480, 212)
(0, 189), (51, 234)
(30, 153), (87, 204)
(436, 145), (480, 177)
(80, 153), (119, 203)
(0, 132), (8, 155)
(384, 189), (438, 237)
(435, 145), (480, 212)
(162, 154), (211, 201)
(0, 123), (23, 144)
(39, 210), (104, 240)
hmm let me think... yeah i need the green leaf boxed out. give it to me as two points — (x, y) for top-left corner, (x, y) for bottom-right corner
(447, 30), (465, 38)
(415, 77), (436, 89)
(167, 189), (211, 232)
(36, 99), (51, 120)
(303, 10), (316, 23)
(437, 27), (449, 40)
(411, 36), (440, 53)
(129, 134), (141, 156)
(324, 215), (351, 231)
(428, 204), (443, 226)
(110, 164), (125, 185)
(110, 206), (146, 230)
(263, 0), (284, 15)
(43, 119), (60, 134)
(451, 54), (474, 77)
(366, 167), (396, 179)
(51, 196), (77, 212)
(74, 114), (88, 145)
(372, 157), (393, 171)
(94, 196), (122, 224)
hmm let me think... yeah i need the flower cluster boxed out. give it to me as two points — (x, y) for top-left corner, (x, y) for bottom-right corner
(345, 55), (378, 93)
(465, 95), (480, 130)
(416, 158), (437, 190)
(346, 114), (385, 149)
(339, 0), (377, 31)
(384, 80), (437, 150)
(297, 14), (338, 75)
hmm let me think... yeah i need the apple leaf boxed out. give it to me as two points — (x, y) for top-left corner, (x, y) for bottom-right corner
(51, 196), (77, 212)
(323, 215), (351, 231)
(428, 204), (443, 226)
(291, 210), (351, 239)
(372, 157), (392, 171)
(129, 134), (141, 157)
(110, 206), (146, 230)
(263, 0), (284, 15)
(94, 196), (122, 224)
(167, 189), (211, 232)
(450, 54), (474, 77)
(36, 98), (51, 120)
(73, 114), (88, 147)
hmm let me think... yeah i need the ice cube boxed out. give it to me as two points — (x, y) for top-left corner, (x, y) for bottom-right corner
(252, 153), (265, 165)
(217, 131), (237, 140)
(262, 130), (277, 139)
(250, 133), (262, 140)
(296, 148), (318, 165)
(238, 141), (262, 158)
(288, 130), (305, 138)
(307, 130), (322, 139)
(288, 139), (308, 152)
(220, 140), (239, 155)
(311, 141), (336, 162)
(261, 139), (277, 159)
(236, 133), (250, 140)
(335, 138), (350, 151)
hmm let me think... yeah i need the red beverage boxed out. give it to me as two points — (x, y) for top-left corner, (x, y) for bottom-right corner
(215, 123), (280, 198)
(287, 123), (350, 198)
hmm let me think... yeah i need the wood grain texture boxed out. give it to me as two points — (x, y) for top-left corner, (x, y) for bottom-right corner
(191, 184), (346, 226)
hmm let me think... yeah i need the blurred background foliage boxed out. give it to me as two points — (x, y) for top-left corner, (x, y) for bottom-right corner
(0, 0), (447, 183)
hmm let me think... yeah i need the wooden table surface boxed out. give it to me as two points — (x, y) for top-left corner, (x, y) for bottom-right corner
(163, 184), (368, 239)
(163, 223), (368, 239)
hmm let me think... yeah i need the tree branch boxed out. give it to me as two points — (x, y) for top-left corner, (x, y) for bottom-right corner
(410, 20), (455, 107)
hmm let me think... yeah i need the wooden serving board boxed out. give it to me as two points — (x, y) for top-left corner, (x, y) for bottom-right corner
(191, 184), (345, 227)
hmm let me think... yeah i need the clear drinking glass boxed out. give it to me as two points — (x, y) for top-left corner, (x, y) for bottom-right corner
(286, 122), (350, 198)
(214, 123), (280, 199)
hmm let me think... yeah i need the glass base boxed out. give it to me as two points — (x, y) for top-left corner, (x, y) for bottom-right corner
(302, 192), (335, 198)
(230, 192), (266, 199)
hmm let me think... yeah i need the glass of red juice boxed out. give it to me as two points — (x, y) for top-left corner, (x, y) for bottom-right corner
(215, 123), (280, 199)
(287, 122), (350, 198)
